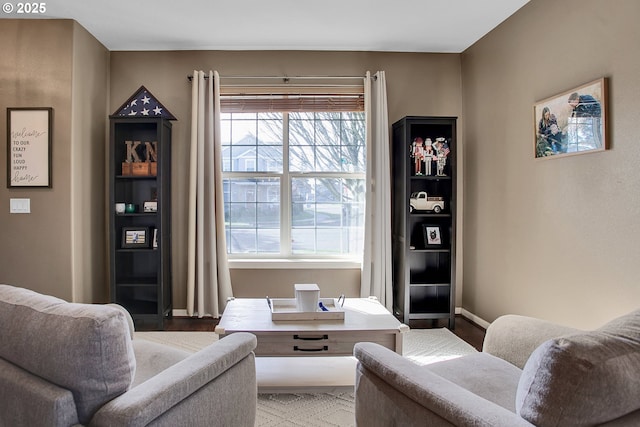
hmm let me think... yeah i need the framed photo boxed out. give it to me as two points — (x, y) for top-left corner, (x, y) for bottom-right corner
(144, 201), (158, 212)
(423, 225), (442, 246)
(121, 227), (149, 249)
(7, 107), (53, 188)
(533, 78), (607, 159)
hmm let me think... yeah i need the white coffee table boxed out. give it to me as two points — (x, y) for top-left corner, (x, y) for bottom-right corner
(215, 297), (407, 392)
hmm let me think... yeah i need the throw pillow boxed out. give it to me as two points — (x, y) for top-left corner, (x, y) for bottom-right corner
(516, 309), (640, 426)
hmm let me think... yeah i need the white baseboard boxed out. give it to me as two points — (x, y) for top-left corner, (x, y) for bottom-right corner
(460, 308), (490, 329)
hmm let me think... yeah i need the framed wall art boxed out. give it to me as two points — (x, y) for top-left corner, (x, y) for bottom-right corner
(533, 78), (607, 159)
(6, 107), (53, 187)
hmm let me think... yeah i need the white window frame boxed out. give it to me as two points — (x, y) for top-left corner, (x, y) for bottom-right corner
(222, 111), (366, 266)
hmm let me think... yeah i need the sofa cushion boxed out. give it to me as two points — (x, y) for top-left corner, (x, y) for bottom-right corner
(516, 309), (640, 426)
(427, 352), (522, 412)
(131, 339), (192, 387)
(0, 284), (136, 424)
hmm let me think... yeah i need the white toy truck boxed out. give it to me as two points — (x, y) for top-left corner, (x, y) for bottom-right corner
(409, 191), (444, 213)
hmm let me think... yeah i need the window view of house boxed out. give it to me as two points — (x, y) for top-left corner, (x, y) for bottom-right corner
(221, 111), (366, 257)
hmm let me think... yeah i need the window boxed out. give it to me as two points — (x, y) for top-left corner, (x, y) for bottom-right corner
(221, 107), (366, 259)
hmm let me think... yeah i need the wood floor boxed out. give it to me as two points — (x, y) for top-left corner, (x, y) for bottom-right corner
(450, 316), (486, 351)
(161, 314), (486, 352)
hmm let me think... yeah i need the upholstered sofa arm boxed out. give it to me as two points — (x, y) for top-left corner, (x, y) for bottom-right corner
(90, 332), (257, 427)
(105, 303), (136, 339)
(483, 314), (580, 369)
(354, 342), (533, 427)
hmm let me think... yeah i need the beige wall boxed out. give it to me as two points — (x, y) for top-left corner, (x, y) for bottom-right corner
(461, 0), (640, 328)
(70, 22), (110, 302)
(231, 268), (361, 300)
(0, 20), (108, 302)
(109, 51), (463, 309)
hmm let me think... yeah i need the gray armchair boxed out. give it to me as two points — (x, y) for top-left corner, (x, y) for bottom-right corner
(354, 309), (640, 426)
(0, 284), (257, 427)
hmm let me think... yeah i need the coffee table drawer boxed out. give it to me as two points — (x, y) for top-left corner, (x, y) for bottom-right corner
(252, 331), (397, 356)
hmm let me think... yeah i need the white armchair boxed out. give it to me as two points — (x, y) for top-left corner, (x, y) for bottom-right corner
(0, 284), (258, 427)
(354, 309), (640, 426)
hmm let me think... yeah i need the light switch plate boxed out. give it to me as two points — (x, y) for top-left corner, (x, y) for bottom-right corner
(10, 198), (30, 214)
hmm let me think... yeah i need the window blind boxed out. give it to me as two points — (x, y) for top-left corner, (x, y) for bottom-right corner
(220, 85), (364, 113)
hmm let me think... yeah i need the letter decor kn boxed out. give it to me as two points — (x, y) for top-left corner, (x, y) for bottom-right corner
(125, 141), (157, 162)
(110, 85), (176, 120)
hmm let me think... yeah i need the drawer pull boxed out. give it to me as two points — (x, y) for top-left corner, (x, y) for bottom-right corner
(294, 345), (329, 352)
(293, 334), (328, 341)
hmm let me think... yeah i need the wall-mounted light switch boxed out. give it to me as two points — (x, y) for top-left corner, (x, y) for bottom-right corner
(10, 198), (30, 214)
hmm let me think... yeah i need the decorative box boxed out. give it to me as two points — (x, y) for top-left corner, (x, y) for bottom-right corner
(295, 283), (320, 312)
(131, 162), (151, 176)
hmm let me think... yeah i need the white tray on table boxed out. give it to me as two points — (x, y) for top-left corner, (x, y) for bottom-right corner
(269, 297), (345, 321)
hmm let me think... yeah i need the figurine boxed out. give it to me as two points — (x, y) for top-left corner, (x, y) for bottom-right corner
(433, 137), (450, 176)
(409, 191), (444, 213)
(410, 137), (425, 175)
(424, 138), (433, 176)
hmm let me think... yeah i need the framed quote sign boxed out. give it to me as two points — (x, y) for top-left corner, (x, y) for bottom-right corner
(6, 107), (52, 188)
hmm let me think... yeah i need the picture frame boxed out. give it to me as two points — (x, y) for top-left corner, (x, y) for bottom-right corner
(6, 107), (53, 188)
(144, 201), (158, 212)
(423, 225), (442, 246)
(533, 78), (607, 159)
(121, 227), (149, 249)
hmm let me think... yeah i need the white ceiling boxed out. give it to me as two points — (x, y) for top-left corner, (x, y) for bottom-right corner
(6, 0), (530, 52)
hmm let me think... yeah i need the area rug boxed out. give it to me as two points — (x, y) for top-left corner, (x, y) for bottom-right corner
(135, 328), (476, 427)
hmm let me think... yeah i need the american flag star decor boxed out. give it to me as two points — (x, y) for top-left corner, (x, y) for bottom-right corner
(111, 86), (176, 120)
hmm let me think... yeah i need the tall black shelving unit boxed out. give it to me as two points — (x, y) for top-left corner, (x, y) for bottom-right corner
(391, 116), (457, 329)
(109, 117), (172, 330)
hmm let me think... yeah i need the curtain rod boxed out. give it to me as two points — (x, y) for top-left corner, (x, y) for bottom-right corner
(187, 74), (367, 82)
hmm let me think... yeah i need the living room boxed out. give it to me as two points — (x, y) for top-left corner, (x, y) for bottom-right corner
(2, 0), (640, 425)
(2, 0), (638, 331)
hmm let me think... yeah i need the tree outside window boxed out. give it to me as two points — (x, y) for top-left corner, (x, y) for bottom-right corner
(221, 111), (365, 257)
